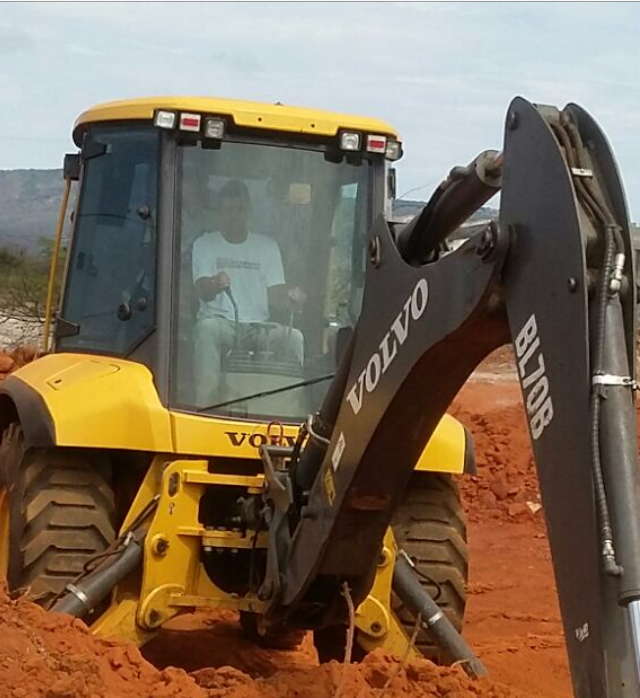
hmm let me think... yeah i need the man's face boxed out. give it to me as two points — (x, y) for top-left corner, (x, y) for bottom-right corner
(219, 195), (249, 238)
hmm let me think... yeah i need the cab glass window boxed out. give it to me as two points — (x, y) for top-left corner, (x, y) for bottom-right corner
(58, 127), (159, 355)
(172, 139), (373, 421)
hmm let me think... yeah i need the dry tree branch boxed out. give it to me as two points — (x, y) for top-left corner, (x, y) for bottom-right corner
(380, 613), (422, 694)
(333, 582), (356, 698)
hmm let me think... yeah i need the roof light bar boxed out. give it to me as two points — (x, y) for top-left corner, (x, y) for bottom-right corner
(340, 132), (361, 151)
(154, 110), (177, 129)
(385, 140), (403, 161)
(204, 117), (226, 140)
(179, 112), (201, 132)
(366, 134), (387, 154)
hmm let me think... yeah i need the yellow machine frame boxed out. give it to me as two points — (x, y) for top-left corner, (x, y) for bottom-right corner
(2, 96), (468, 655)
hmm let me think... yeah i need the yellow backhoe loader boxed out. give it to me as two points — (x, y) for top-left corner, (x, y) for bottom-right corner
(0, 97), (471, 663)
(1, 95), (639, 697)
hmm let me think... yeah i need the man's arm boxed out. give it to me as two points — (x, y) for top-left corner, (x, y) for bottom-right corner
(264, 239), (307, 322)
(195, 272), (230, 302)
(192, 235), (230, 302)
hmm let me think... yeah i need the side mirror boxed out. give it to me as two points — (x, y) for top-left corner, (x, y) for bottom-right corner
(63, 153), (81, 181)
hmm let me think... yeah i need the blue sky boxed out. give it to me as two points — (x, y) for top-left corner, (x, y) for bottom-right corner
(1, 2), (639, 218)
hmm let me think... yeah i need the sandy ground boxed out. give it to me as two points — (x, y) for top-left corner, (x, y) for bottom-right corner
(0, 353), (574, 697)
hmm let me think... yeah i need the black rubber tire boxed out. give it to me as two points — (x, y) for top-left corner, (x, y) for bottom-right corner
(391, 472), (468, 663)
(0, 423), (116, 607)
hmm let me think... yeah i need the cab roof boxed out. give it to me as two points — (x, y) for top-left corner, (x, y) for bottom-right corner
(73, 96), (399, 145)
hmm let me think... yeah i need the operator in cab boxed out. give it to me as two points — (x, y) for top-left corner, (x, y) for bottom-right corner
(192, 179), (305, 407)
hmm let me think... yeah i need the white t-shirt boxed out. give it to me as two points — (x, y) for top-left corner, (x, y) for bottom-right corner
(192, 231), (285, 323)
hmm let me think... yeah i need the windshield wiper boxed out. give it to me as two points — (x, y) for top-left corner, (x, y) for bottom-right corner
(196, 373), (335, 412)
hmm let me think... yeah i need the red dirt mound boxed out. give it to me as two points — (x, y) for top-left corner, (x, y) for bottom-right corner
(0, 345), (40, 384)
(191, 650), (527, 697)
(0, 587), (528, 698)
(452, 379), (541, 524)
(0, 586), (203, 698)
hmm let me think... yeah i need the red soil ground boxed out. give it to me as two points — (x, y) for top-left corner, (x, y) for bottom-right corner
(0, 353), (573, 697)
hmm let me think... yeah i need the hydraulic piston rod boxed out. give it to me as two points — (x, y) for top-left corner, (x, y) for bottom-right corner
(397, 149), (502, 264)
(392, 554), (487, 679)
(52, 535), (144, 618)
(597, 293), (640, 689)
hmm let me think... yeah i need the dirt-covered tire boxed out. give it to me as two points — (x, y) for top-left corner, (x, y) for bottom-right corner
(391, 472), (468, 663)
(313, 473), (467, 664)
(0, 423), (115, 607)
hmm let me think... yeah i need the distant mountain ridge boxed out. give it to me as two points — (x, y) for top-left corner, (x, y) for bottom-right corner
(3, 169), (634, 254)
(0, 170), (497, 253)
(393, 198), (497, 225)
(0, 169), (64, 251)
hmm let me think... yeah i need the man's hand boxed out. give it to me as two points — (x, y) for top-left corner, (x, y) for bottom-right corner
(196, 272), (231, 301)
(215, 271), (231, 291)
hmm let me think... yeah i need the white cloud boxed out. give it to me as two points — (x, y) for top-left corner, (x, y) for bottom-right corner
(0, 1), (638, 217)
(0, 21), (33, 54)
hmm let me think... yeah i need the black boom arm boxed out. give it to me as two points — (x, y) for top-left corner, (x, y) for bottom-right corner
(264, 97), (640, 698)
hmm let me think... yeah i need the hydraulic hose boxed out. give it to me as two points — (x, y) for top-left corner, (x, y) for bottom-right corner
(590, 225), (623, 576)
(553, 112), (626, 576)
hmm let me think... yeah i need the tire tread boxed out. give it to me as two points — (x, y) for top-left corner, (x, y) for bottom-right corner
(1, 425), (115, 602)
(391, 472), (468, 662)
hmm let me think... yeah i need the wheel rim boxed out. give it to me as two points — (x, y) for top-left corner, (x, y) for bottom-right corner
(0, 487), (10, 579)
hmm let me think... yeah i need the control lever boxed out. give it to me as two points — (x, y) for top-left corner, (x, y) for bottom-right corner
(224, 286), (240, 350)
(286, 290), (305, 338)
